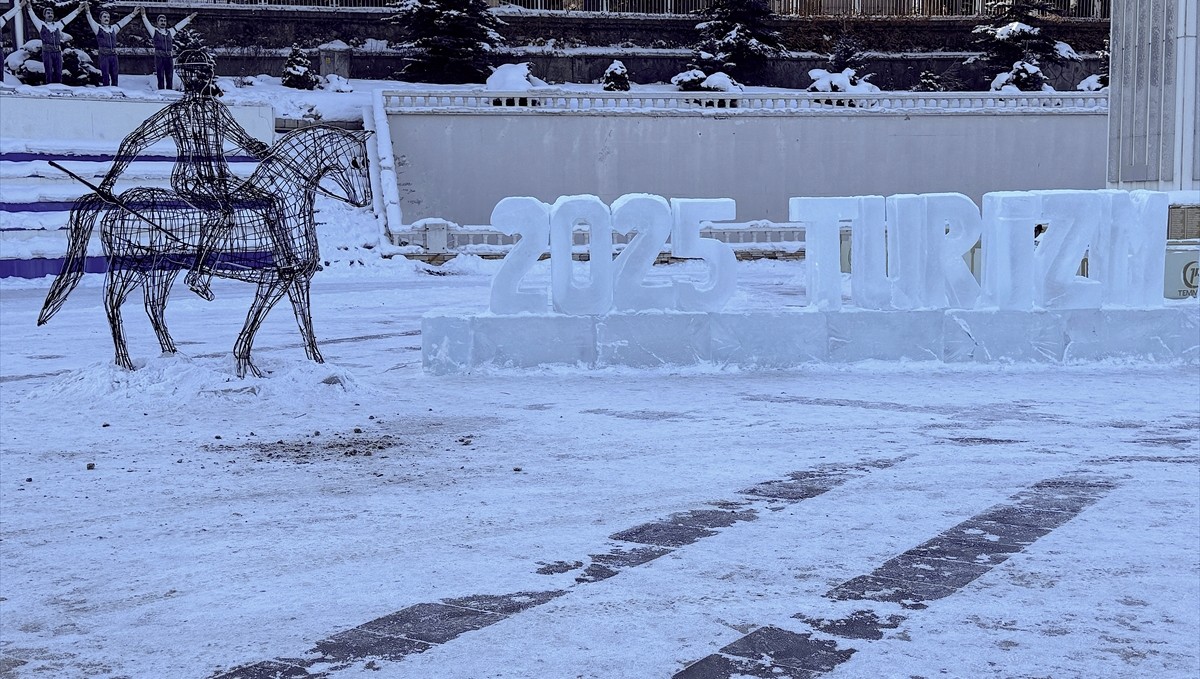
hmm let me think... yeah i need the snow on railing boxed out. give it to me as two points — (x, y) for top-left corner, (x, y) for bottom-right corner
(370, 91), (404, 231)
(381, 89), (1109, 114)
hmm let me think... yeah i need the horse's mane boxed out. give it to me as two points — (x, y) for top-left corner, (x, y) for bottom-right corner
(252, 125), (365, 186)
(273, 124), (360, 155)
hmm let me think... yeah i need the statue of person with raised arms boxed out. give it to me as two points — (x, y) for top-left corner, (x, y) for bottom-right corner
(27, 0), (85, 84)
(83, 1), (140, 86)
(139, 8), (195, 90)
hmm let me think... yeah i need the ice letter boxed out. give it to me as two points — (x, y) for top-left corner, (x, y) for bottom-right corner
(790, 197), (852, 311)
(670, 198), (737, 312)
(1122, 190), (1168, 308)
(981, 192), (1038, 310)
(928, 193), (983, 310)
(489, 197), (551, 314)
(1033, 190), (1102, 309)
(611, 193), (675, 311)
(1095, 190), (1169, 307)
(848, 195), (891, 310)
(550, 195), (614, 315)
(886, 194), (945, 309)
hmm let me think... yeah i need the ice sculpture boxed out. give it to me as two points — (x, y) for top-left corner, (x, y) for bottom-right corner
(483, 188), (1171, 318)
(1032, 190), (1103, 309)
(550, 195), (614, 315)
(981, 192), (1039, 310)
(1094, 190), (1169, 308)
(884, 193), (982, 310)
(929, 193), (984, 310)
(611, 193), (675, 311)
(489, 196), (551, 314)
(886, 194), (945, 309)
(789, 197), (850, 311)
(670, 198), (738, 313)
(848, 196), (890, 310)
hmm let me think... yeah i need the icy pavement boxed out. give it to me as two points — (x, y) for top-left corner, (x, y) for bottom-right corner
(1, 250), (1197, 678)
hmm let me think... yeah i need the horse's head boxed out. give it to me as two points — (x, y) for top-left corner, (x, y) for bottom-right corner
(324, 128), (373, 208)
(267, 126), (374, 208)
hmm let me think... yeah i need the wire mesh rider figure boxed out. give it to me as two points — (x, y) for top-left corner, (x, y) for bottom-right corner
(95, 49), (289, 301)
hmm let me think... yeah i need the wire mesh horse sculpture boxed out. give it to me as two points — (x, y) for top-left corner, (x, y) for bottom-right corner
(38, 125), (374, 378)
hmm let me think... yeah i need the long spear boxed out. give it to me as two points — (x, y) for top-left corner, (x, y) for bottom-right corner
(47, 160), (259, 275)
(47, 159), (188, 247)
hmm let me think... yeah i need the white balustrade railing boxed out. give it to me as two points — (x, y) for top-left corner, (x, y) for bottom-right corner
(118, 0), (1110, 18)
(390, 219), (836, 256)
(382, 89), (1109, 114)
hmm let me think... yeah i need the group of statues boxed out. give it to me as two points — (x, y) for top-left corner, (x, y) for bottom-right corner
(1, 0), (194, 88)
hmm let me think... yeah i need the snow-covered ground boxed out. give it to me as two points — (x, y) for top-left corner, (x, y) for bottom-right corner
(0, 196), (1197, 678)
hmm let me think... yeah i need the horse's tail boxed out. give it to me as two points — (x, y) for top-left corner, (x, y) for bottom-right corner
(38, 193), (107, 325)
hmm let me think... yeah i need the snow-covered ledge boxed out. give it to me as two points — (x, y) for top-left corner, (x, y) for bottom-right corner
(370, 89), (404, 233)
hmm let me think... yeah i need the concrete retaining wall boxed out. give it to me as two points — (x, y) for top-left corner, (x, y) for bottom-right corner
(387, 109), (1108, 225)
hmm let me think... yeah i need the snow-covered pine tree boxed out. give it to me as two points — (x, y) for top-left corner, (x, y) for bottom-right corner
(827, 34), (866, 74)
(970, 0), (1080, 92)
(691, 0), (782, 85)
(1097, 38), (1109, 87)
(386, 0), (504, 84)
(912, 70), (946, 92)
(61, 47), (101, 86)
(1076, 37), (1110, 91)
(808, 33), (877, 93)
(282, 44), (319, 90)
(601, 60), (630, 92)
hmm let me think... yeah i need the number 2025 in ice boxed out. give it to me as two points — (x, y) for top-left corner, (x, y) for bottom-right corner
(489, 194), (737, 315)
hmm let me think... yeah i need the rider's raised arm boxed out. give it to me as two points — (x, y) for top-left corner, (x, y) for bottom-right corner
(85, 7), (99, 33)
(99, 108), (172, 194)
(217, 104), (271, 159)
(140, 12), (155, 36)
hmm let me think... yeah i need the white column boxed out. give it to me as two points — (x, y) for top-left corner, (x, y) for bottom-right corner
(1108, 0), (1200, 192)
(12, 0), (24, 46)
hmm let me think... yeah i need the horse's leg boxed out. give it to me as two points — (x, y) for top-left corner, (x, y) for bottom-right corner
(104, 267), (142, 371)
(233, 277), (290, 378)
(286, 276), (324, 364)
(143, 267), (181, 355)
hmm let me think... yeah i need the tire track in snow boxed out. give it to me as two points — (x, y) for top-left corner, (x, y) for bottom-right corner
(207, 456), (911, 678)
(673, 474), (1117, 678)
